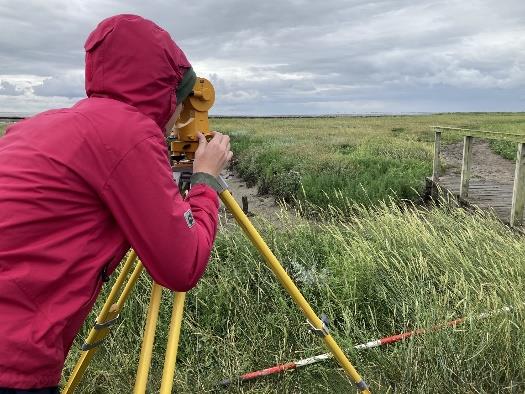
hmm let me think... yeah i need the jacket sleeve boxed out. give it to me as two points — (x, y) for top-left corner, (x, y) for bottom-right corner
(100, 135), (219, 292)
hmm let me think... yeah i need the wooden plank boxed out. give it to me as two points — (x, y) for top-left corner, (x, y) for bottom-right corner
(482, 196), (512, 200)
(468, 186), (509, 190)
(473, 192), (511, 196)
(469, 185), (507, 189)
(432, 130), (441, 181)
(475, 200), (510, 204)
(482, 183), (508, 186)
(471, 196), (509, 200)
(473, 199), (507, 202)
(471, 200), (510, 205)
(510, 143), (525, 226)
(469, 187), (506, 194)
(469, 189), (510, 193)
(460, 136), (474, 198)
(473, 195), (511, 199)
(481, 199), (513, 202)
(432, 126), (525, 144)
(475, 201), (511, 205)
(476, 192), (513, 195)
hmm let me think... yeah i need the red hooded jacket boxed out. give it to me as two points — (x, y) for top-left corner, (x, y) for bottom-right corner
(0, 15), (219, 388)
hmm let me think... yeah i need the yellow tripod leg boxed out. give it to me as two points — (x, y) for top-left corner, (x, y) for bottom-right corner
(63, 250), (142, 394)
(159, 292), (186, 394)
(219, 188), (371, 393)
(134, 283), (163, 393)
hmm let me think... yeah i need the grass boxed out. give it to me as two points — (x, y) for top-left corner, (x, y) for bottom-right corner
(63, 200), (525, 393)
(212, 113), (525, 209)
(3, 114), (525, 392)
(489, 139), (520, 161)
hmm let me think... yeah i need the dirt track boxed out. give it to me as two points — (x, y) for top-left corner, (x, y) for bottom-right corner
(219, 169), (282, 220)
(441, 140), (515, 183)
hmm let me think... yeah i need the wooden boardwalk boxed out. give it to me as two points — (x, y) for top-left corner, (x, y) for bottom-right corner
(430, 127), (525, 226)
(437, 176), (514, 222)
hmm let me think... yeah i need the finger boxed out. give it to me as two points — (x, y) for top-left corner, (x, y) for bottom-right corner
(220, 134), (230, 149)
(209, 132), (224, 146)
(197, 132), (207, 145)
(212, 133), (227, 148)
(208, 130), (219, 141)
(226, 150), (233, 162)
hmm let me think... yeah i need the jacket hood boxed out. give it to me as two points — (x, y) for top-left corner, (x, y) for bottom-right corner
(84, 14), (191, 128)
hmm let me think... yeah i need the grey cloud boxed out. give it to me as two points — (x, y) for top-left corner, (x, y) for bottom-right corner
(0, 81), (24, 96)
(0, 0), (524, 114)
(33, 70), (85, 98)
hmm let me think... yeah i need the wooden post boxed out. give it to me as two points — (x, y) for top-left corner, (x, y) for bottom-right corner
(510, 142), (525, 226)
(242, 196), (249, 214)
(432, 129), (441, 182)
(460, 136), (474, 198)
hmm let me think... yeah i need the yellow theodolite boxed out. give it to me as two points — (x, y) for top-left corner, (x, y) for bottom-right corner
(170, 77), (215, 161)
(63, 78), (371, 394)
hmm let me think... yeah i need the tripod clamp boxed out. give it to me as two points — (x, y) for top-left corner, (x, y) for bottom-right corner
(307, 314), (330, 337)
(94, 314), (121, 329)
(80, 314), (121, 351)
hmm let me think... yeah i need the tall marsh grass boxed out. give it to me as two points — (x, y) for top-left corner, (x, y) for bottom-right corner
(63, 199), (525, 393)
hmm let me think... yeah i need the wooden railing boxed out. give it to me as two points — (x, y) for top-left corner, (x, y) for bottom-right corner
(431, 126), (525, 227)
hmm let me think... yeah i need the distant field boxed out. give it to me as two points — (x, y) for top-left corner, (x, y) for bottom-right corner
(213, 113), (525, 209)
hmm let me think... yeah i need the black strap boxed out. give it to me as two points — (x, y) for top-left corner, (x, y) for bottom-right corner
(0, 388), (59, 394)
(100, 263), (110, 282)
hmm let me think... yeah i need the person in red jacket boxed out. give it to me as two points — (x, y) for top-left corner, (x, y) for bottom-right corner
(0, 14), (232, 393)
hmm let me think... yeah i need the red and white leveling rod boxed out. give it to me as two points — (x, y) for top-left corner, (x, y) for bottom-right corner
(219, 305), (515, 386)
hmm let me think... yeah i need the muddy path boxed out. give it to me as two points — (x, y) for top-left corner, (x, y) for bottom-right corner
(218, 169), (284, 223)
(441, 140), (515, 183)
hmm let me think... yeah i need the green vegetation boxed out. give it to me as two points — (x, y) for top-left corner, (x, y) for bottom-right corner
(0, 123), (6, 136)
(64, 201), (525, 393)
(3, 114), (525, 392)
(213, 113), (525, 209)
(489, 139), (520, 161)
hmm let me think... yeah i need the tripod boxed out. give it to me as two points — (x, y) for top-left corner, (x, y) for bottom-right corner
(62, 78), (371, 393)
(63, 176), (370, 393)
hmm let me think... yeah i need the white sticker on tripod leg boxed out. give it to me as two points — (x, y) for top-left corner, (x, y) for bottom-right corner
(184, 209), (195, 228)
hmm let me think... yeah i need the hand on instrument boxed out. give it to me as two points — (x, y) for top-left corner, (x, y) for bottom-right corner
(193, 131), (233, 177)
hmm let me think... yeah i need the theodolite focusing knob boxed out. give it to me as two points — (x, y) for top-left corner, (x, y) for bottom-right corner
(193, 86), (213, 101)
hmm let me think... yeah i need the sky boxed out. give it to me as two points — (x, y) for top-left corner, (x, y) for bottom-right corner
(0, 0), (524, 116)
